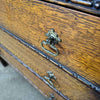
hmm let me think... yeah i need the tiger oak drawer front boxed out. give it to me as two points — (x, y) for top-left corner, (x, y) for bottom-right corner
(0, 0), (100, 90)
(0, 29), (100, 100)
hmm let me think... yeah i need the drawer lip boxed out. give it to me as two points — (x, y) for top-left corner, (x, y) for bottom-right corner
(1, 26), (100, 94)
(0, 44), (69, 100)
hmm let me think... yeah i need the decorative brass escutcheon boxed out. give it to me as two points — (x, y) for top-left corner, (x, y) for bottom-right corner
(41, 29), (61, 56)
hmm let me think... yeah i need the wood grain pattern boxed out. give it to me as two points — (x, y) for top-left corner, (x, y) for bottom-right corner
(0, 0), (100, 88)
(0, 29), (100, 100)
(0, 49), (64, 100)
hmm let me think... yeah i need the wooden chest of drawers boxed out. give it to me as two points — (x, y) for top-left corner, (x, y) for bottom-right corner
(0, 0), (100, 99)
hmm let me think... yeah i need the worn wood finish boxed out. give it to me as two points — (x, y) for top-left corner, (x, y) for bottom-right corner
(0, 29), (100, 100)
(0, 0), (100, 86)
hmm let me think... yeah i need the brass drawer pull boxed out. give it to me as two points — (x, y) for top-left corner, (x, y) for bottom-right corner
(41, 29), (61, 56)
(44, 71), (56, 87)
(48, 93), (56, 100)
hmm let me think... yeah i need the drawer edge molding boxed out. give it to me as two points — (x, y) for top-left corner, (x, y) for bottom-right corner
(0, 26), (100, 93)
(0, 44), (69, 100)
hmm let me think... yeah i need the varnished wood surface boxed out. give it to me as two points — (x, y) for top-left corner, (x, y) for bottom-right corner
(0, 29), (100, 100)
(0, 0), (100, 86)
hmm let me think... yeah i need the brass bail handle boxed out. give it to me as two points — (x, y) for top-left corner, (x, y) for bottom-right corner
(44, 71), (56, 87)
(41, 29), (61, 56)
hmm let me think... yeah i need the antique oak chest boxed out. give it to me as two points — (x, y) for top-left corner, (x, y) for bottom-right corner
(0, 0), (100, 100)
